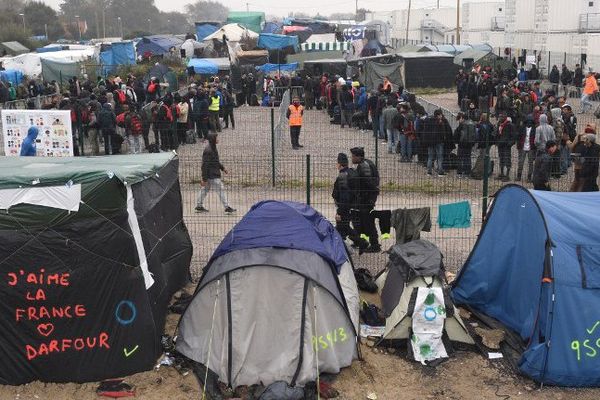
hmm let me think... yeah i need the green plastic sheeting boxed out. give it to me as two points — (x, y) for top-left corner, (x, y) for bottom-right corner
(226, 11), (265, 33)
(41, 58), (82, 85)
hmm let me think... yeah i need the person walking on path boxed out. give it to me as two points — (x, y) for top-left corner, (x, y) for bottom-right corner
(286, 96), (304, 150)
(208, 89), (221, 132)
(580, 71), (598, 114)
(533, 140), (558, 191)
(195, 133), (236, 214)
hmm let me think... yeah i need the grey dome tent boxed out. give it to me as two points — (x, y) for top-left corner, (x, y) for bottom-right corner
(176, 201), (359, 389)
(375, 240), (474, 347)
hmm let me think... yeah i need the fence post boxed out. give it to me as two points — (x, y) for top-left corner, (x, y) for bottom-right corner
(306, 154), (311, 206)
(374, 132), (379, 169)
(482, 128), (490, 221)
(271, 107), (275, 187)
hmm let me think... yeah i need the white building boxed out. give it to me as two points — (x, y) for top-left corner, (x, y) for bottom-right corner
(460, 2), (505, 48)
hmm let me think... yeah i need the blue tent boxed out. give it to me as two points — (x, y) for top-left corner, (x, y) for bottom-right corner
(256, 63), (298, 73)
(257, 33), (299, 52)
(209, 200), (348, 272)
(452, 185), (600, 387)
(0, 69), (23, 86)
(262, 21), (282, 34)
(187, 58), (218, 75)
(136, 35), (183, 56)
(195, 22), (220, 41)
(112, 41), (136, 66)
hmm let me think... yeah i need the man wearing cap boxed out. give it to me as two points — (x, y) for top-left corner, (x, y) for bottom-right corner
(332, 153), (369, 253)
(286, 96), (304, 150)
(580, 71), (599, 114)
(533, 140), (558, 191)
(350, 147), (381, 253)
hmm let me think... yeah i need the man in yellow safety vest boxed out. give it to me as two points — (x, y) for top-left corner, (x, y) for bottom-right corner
(286, 96), (304, 150)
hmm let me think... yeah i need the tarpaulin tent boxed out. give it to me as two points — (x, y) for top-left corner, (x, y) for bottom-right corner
(41, 58), (81, 84)
(188, 58), (231, 74)
(359, 60), (402, 92)
(136, 35), (184, 57)
(284, 18), (336, 34)
(180, 39), (203, 58)
(262, 21), (282, 34)
(177, 201), (359, 389)
(226, 11), (265, 33)
(283, 26), (313, 43)
(203, 23), (259, 42)
(0, 69), (24, 86)
(0, 153), (192, 384)
(195, 22), (220, 41)
(111, 41), (136, 66)
(452, 185), (600, 386)
(257, 33), (299, 52)
(3, 49), (95, 78)
(256, 62), (298, 73)
(300, 42), (351, 52)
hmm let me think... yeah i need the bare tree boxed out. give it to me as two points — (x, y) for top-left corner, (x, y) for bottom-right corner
(185, 0), (229, 23)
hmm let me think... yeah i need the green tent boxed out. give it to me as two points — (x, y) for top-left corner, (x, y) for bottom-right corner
(0, 153), (192, 384)
(41, 58), (82, 86)
(226, 11), (265, 33)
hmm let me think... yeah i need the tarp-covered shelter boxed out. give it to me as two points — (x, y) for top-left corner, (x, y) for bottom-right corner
(453, 48), (499, 68)
(136, 35), (184, 57)
(180, 39), (203, 58)
(99, 41), (136, 76)
(177, 200), (359, 389)
(257, 33), (299, 52)
(262, 21), (282, 34)
(226, 11), (265, 33)
(0, 153), (192, 384)
(41, 58), (81, 84)
(0, 69), (24, 86)
(204, 23), (259, 42)
(284, 18), (336, 34)
(256, 62), (298, 74)
(0, 41), (29, 56)
(453, 185), (600, 387)
(3, 48), (95, 78)
(303, 58), (347, 77)
(376, 240), (474, 346)
(195, 22), (221, 41)
(188, 58), (230, 75)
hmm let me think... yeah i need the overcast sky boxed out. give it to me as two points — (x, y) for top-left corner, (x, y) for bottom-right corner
(41, 0), (499, 17)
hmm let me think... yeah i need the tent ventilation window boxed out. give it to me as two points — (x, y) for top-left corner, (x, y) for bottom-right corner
(576, 245), (600, 289)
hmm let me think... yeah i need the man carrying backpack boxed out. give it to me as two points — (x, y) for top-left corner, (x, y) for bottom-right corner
(123, 104), (144, 154)
(157, 97), (175, 151)
(454, 112), (477, 178)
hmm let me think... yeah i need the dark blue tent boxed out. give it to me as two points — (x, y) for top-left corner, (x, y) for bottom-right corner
(262, 21), (282, 34)
(257, 33), (299, 52)
(195, 22), (220, 41)
(136, 35), (184, 56)
(256, 63), (298, 73)
(453, 185), (600, 387)
(209, 200), (347, 272)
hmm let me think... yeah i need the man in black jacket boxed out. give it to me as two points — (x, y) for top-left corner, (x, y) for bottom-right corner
(533, 140), (558, 190)
(351, 147), (380, 253)
(332, 153), (368, 252)
(195, 133), (236, 213)
(581, 134), (600, 192)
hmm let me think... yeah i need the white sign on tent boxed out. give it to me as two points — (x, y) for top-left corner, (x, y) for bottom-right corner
(2, 110), (73, 157)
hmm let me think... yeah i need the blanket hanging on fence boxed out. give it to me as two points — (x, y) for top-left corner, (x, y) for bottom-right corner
(438, 201), (471, 229)
(391, 207), (431, 244)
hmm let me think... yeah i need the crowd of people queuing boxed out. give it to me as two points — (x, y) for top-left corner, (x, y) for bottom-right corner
(297, 63), (600, 192)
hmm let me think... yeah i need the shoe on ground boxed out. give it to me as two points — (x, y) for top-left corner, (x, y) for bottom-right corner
(292, 146), (299, 150)
(427, 171), (433, 176)
(437, 172), (446, 177)
(195, 206), (208, 213)
(297, 144), (304, 148)
(225, 207), (236, 213)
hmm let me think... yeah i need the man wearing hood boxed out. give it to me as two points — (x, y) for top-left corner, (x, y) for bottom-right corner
(20, 126), (38, 156)
(98, 103), (117, 154)
(516, 117), (536, 181)
(581, 133), (600, 191)
(535, 114), (556, 157)
(493, 113), (516, 181)
(550, 107), (570, 175)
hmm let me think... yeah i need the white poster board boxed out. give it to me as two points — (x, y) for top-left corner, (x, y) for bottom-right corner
(2, 110), (73, 157)
(526, 55), (536, 65)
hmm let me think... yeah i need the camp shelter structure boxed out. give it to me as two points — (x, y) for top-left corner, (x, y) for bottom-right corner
(353, 51), (456, 90)
(226, 11), (265, 34)
(203, 23), (259, 43)
(0, 153), (192, 384)
(453, 48), (500, 69)
(177, 200), (359, 389)
(188, 58), (231, 75)
(195, 22), (221, 41)
(136, 35), (184, 57)
(375, 240), (474, 346)
(452, 185), (600, 387)
(0, 41), (29, 56)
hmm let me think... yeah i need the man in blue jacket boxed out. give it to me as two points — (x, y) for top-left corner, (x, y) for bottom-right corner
(20, 126), (38, 156)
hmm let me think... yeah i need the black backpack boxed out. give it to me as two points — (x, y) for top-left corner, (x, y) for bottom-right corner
(460, 121), (477, 144)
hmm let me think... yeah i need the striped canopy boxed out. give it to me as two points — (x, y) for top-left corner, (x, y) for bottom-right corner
(300, 42), (351, 52)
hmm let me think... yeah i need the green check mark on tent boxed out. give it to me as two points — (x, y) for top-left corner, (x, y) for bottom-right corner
(586, 321), (600, 335)
(123, 345), (139, 357)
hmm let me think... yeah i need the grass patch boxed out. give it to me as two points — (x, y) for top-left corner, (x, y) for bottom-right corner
(382, 180), (461, 195)
(411, 87), (454, 96)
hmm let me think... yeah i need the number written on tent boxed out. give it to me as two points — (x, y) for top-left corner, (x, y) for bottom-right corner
(311, 327), (348, 351)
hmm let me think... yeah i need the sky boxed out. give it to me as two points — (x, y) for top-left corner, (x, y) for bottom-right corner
(41, 0), (500, 18)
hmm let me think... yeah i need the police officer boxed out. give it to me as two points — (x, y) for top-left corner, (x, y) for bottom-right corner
(350, 147), (381, 253)
(332, 153), (369, 253)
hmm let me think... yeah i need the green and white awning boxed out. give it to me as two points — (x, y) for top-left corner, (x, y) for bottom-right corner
(300, 42), (351, 52)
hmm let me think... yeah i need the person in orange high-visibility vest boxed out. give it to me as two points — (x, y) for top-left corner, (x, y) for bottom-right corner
(286, 96), (304, 149)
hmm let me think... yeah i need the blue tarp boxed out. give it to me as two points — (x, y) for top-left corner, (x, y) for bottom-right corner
(0, 69), (23, 85)
(187, 58), (218, 75)
(256, 63), (298, 73)
(452, 185), (600, 387)
(262, 22), (282, 34)
(257, 33), (299, 51)
(36, 46), (62, 53)
(209, 201), (348, 272)
(111, 41), (136, 66)
(195, 22), (220, 41)
(99, 50), (114, 76)
(136, 35), (183, 56)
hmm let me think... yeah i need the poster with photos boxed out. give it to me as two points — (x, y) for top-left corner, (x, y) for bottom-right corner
(2, 110), (73, 157)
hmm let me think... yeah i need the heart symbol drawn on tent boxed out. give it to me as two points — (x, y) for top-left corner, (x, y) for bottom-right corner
(37, 323), (54, 337)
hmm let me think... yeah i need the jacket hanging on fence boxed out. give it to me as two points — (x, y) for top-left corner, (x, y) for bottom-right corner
(438, 201), (472, 229)
(391, 207), (431, 244)
(370, 210), (391, 239)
